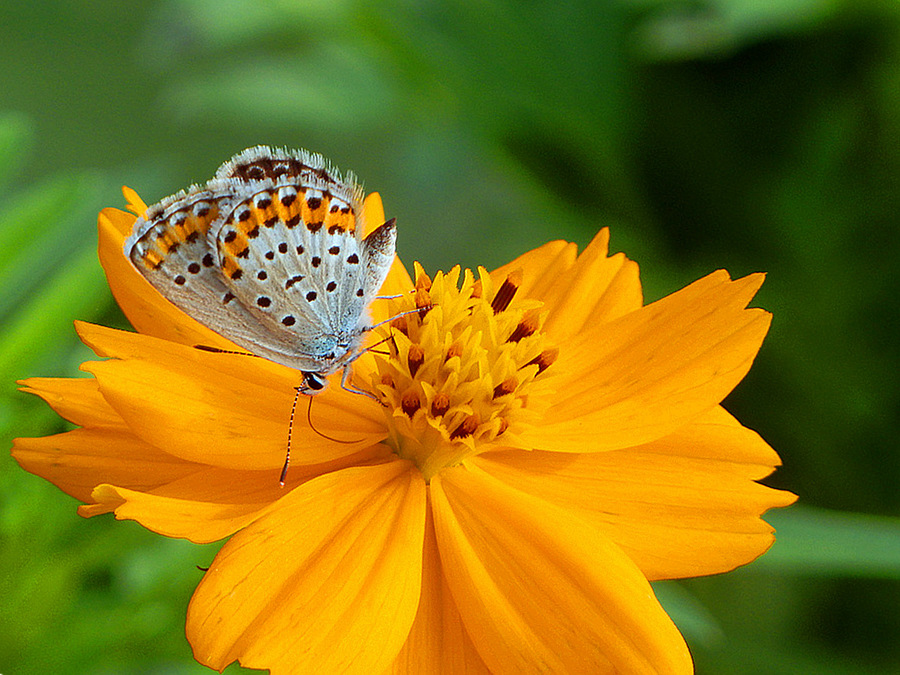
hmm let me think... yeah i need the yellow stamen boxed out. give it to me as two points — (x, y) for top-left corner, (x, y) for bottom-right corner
(491, 269), (523, 314)
(431, 393), (450, 417)
(527, 347), (559, 374)
(401, 388), (421, 417)
(374, 265), (555, 482)
(407, 344), (425, 377)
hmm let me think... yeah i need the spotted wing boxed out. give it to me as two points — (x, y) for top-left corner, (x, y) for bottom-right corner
(208, 172), (394, 373)
(124, 185), (268, 343)
(214, 145), (347, 186)
(125, 145), (396, 375)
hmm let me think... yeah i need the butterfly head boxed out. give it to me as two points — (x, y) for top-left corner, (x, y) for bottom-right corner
(299, 371), (329, 395)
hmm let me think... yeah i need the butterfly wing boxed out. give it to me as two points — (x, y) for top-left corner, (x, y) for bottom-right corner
(124, 146), (396, 376)
(124, 184), (265, 341)
(208, 168), (389, 373)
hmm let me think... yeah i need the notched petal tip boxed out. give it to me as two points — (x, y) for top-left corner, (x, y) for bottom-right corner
(85, 483), (127, 513)
(522, 226), (643, 340)
(122, 186), (148, 218)
(532, 269), (774, 453)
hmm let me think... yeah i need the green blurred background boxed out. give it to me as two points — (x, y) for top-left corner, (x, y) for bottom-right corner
(2, 0), (899, 672)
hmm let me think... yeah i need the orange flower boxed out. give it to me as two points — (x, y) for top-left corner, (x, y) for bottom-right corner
(13, 188), (796, 674)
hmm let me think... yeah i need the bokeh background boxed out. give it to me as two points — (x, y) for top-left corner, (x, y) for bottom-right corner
(2, 0), (899, 673)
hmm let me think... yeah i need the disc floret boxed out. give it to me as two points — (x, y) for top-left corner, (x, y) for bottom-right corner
(374, 264), (558, 481)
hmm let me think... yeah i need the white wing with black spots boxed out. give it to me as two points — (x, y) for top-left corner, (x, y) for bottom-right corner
(123, 184), (265, 339)
(123, 146), (396, 378)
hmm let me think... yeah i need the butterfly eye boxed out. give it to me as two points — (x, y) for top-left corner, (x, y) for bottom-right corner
(301, 372), (329, 394)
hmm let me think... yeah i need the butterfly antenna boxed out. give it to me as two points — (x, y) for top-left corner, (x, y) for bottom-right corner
(194, 345), (259, 357)
(367, 306), (430, 332)
(281, 388), (363, 486)
(306, 396), (363, 444)
(363, 332), (396, 356)
(280, 387), (302, 487)
(374, 287), (418, 301)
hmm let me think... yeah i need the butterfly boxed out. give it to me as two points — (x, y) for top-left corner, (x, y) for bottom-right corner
(124, 145), (397, 395)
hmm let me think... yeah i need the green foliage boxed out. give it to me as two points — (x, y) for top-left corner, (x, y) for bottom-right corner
(2, 0), (899, 672)
(763, 506), (900, 579)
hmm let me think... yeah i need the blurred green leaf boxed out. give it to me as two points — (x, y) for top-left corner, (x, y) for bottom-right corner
(630, 0), (844, 61)
(653, 580), (725, 648)
(0, 241), (106, 374)
(0, 111), (34, 189)
(162, 46), (396, 130)
(0, 173), (104, 323)
(0, 242), (110, 441)
(760, 505), (900, 578)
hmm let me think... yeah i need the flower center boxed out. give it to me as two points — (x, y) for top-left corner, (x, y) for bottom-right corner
(372, 265), (558, 482)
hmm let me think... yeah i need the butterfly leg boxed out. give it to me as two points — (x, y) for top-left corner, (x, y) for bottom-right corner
(367, 306), (430, 332)
(339, 364), (383, 403)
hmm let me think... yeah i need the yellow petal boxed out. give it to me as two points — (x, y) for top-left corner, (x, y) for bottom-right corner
(387, 497), (490, 675)
(85, 463), (310, 543)
(98, 206), (233, 348)
(122, 185), (148, 217)
(490, 229), (642, 339)
(474, 406), (797, 580)
(538, 228), (643, 340)
(18, 376), (123, 428)
(77, 320), (295, 391)
(368, 256), (414, 328)
(187, 460), (426, 674)
(431, 463), (693, 674)
(490, 239), (578, 302)
(526, 271), (770, 452)
(11, 427), (197, 504)
(362, 191), (386, 236)
(77, 323), (387, 470)
(84, 447), (389, 542)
